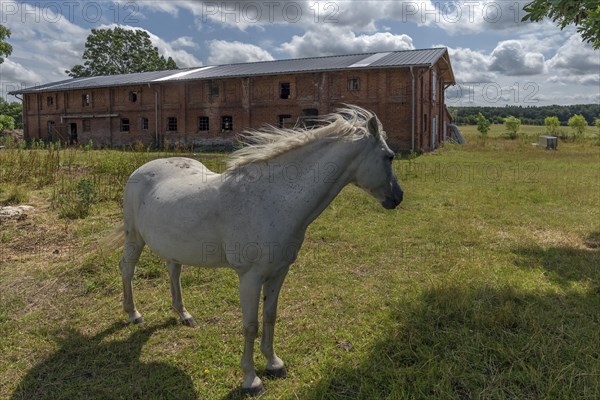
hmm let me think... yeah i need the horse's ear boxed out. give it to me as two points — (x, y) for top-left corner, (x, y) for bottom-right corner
(367, 116), (380, 138)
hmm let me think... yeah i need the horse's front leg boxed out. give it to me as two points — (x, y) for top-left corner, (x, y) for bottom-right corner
(261, 267), (289, 378)
(238, 271), (264, 395)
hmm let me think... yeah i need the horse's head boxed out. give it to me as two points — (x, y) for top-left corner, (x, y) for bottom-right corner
(353, 116), (403, 210)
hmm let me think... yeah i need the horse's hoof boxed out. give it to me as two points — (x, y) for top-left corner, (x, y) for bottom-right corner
(182, 317), (197, 328)
(266, 366), (287, 379)
(242, 383), (265, 397)
(132, 316), (144, 324)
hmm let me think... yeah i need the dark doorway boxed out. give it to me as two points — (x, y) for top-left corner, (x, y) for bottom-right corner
(69, 123), (78, 145)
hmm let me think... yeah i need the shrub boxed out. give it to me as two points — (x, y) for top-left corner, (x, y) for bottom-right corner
(504, 116), (521, 139)
(568, 114), (587, 139)
(58, 178), (97, 219)
(0, 115), (15, 132)
(544, 116), (560, 136)
(476, 113), (491, 144)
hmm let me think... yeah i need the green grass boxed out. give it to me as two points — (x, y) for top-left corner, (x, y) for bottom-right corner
(1, 131), (599, 399)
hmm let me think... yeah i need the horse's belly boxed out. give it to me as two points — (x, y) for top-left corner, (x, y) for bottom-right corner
(143, 230), (229, 268)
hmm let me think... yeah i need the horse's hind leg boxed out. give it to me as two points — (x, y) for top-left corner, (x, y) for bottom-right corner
(120, 231), (145, 324)
(166, 261), (196, 327)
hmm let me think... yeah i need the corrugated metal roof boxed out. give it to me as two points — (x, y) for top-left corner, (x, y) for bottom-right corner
(10, 48), (452, 95)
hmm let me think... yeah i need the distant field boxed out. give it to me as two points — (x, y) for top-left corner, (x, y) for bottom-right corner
(1, 136), (599, 399)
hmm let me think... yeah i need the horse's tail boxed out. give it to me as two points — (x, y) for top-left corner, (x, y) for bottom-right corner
(98, 222), (125, 256)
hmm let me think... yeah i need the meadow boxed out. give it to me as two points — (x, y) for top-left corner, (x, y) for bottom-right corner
(1, 128), (599, 399)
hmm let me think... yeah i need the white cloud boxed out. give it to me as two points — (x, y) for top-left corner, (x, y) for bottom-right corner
(171, 36), (198, 49)
(434, 0), (533, 35)
(280, 26), (413, 58)
(1, 3), (88, 88)
(489, 40), (546, 76)
(547, 33), (600, 75)
(207, 40), (274, 64)
(444, 46), (495, 82)
(0, 58), (47, 93)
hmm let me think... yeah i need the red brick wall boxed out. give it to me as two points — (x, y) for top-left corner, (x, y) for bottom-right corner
(23, 61), (448, 152)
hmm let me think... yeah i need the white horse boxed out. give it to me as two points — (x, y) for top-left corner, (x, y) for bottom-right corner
(116, 105), (403, 395)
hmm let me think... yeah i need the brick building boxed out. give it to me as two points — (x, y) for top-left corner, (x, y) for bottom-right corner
(10, 47), (455, 152)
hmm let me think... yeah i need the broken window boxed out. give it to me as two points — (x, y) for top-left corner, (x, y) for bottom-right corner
(82, 93), (91, 107)
(221, 116), (233, 131)
(83, 119), (91, 132)
(347, 78), (360, 91)
(46, 96), (54, 107)
(299, 108), (319, 128)
(167, 117), (177, 131)
(141, 117), (149, 130)
(280, 82), (290, 99)
(120, 118), (130, 132)
(129, 91), (138, 102)
(198, 116), (209, 131)
(209, 81), (220, 97)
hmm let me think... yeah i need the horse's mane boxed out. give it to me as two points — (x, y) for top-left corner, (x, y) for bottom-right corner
(226, 105), (385, 170)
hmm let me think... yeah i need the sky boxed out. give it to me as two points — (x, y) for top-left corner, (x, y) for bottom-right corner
(1, 0), (599, 106)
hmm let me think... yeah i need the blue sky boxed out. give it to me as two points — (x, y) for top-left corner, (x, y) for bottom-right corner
(1, 0), (599, 105)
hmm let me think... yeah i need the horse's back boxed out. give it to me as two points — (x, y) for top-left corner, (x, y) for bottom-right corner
(129, 157), (215, 184)
(123, 157), (219, 221)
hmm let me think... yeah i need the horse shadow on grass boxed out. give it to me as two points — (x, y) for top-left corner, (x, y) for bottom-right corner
(300, 245), (600, 399)
(512, 240), (600, 290)
(11, 319), (197, 400)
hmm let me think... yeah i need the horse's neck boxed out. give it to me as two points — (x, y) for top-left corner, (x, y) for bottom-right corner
(267, 138), (361, 230)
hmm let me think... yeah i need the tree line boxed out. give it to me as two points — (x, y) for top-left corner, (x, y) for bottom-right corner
(449, 104), (600, 126)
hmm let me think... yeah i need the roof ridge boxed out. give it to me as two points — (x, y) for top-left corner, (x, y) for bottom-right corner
(8, 47), (452, 95)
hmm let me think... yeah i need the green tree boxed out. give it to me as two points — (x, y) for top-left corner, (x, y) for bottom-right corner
(522, 1), (600, 49)
(0, 24), (12, 64)
(476, 113), (491, 144)
(0, 99), (23, 129)
(504, 116), (521, 139)
(0, 115), (15, 132)
(66, 27), (178, 77)
(568, 114), (588, 138)
(544, 116), (560, 135)
(595, 118), (600, 140)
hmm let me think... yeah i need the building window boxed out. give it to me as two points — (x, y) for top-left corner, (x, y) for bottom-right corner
(120, 118), (130, 132)
(347, 78), (360, 91)
(82, 93), (91, 107)
(198, 116), (209, 131)
(209, 81), (219, 97)
(83, 119), (91, 132)
(46, 96), (54, 107)
(221, 116), (233, 131)
(280, 82), (290, 99)
(423, 113), (428, 132)
(277, 114), (292, 128)
(47, 121), (55, 136)
(129, 91), (138, 102)
(167, 117), (177, 131)
(299, 108), (319, 128)
(141, 117), (149, 130)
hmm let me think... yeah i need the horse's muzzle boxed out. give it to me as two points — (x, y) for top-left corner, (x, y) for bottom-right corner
(382, 181), (403, 209)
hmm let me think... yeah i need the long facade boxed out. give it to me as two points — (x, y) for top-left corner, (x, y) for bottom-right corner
(14, 48), (455, 153)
